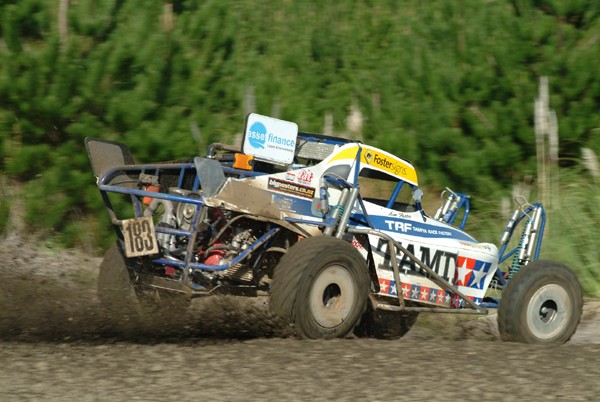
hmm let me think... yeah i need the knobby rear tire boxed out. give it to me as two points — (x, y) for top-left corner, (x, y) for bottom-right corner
(98, 243), (143, 327)
(270, 236), (370, 339)
(98, 243), (190, 331)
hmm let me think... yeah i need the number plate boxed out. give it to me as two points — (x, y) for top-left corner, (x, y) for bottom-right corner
(122, 217), (159, 258)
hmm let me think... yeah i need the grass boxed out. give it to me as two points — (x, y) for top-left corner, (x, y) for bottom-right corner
(464, 169), (600, 298)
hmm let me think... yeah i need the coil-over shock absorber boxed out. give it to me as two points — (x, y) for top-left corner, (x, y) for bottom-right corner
(499, 204), (544, 279)
(434, 188), (470, 229)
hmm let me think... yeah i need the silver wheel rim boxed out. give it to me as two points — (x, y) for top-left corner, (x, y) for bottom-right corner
(309, 265), (355, 328)
(526, 284), (570, 340)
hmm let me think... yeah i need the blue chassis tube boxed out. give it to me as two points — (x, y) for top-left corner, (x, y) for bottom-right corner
(98, 163), (278, 281)
(98, 152), (545, 309)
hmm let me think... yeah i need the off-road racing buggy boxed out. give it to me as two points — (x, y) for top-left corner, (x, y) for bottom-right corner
(86, 113), (583, 344)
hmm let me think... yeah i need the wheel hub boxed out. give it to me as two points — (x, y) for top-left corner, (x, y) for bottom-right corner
(526, 284), (570, 340)
(309, 265), (355, 328)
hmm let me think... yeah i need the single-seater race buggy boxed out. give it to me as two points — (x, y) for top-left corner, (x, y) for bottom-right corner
(86, 113), (583, 344)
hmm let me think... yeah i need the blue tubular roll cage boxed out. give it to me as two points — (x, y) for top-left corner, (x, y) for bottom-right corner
(94, 133), (354, 289)
(98, 162), (280, 291)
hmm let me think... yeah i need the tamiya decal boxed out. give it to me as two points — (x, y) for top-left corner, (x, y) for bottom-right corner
(453, 256), (493, 289)
(367, 215), (476, 242)
(374, 240), (456, 282)
(384, 220), (414, 233)
(448, 256), (495, 308)
(268, 177), (316, 199)
(384, 218), (453, 237)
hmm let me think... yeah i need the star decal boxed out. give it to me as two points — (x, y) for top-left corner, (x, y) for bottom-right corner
(437, 291), (446, 304)
(379, 279), (389, 294)
(401, 283), (411, 298)
(429, 288), (438, 302)
(454, 256), (473, 286)
(389, 281), (398, 296)
(469, 261), (490, 289)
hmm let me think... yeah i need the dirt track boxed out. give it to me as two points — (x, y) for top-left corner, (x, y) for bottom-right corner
(1, 238), (599, 401)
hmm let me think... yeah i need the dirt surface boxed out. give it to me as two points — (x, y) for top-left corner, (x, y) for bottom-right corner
(1, 235), (599, 401)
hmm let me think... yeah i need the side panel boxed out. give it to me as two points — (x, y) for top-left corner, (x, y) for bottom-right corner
(359, 202), (498, 307)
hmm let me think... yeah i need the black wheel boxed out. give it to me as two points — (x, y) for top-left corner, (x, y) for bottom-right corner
(98, 243), (142, 325)
(270, 236), (370, 339)
(498, 260), (583, 344)
(355, 303), (419, 339)
(98, 243), (190, 329)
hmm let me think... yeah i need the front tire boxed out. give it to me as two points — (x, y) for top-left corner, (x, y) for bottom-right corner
(498, 260), (583, 344)
(270, 236), (370, 339)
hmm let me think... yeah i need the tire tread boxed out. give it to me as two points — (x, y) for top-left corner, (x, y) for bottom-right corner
(498, 259), (583, 344)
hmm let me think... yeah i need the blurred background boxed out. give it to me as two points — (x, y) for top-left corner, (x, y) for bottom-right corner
(0, 1), (599, 295)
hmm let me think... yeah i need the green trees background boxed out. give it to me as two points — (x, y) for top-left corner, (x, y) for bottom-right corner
(1, 0), (600, 255)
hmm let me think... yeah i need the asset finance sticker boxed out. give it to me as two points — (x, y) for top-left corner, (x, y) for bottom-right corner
(122, 216), (159, 258)
(242, 113), (298, 165)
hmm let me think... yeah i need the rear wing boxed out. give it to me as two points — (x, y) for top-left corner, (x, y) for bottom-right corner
(85, 137), (136, 187)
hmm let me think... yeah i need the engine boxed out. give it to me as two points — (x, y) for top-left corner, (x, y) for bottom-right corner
(143, 187), (262, 285)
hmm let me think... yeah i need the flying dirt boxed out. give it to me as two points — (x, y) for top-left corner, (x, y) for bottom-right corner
(1, 236), (599, 401)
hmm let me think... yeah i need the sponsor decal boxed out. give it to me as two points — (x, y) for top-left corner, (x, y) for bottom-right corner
(268, 178), (315, 199)
(377, 254), (493, 308)
(384, 219), (453, 237)
(247, 121), (295, 150)
(367, 152), (408, 177)
(352, 237), (364, 250)
(363, 215), (475, 242)
(458, 241), (493, 251)
(296, 169), (314, 185)
(448, 256), (492, 308)
(385, 220), (413, 233)
(375, 240), (457, 282)
(274, 196), (293, 212)
(285, 172), (296, 181)
(329, 145), (418, 184)
(243, 114), (298, 165)
(247, 122), (267, 149)
(453, 256), (493, 290)
(350, 237), (364, 249)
